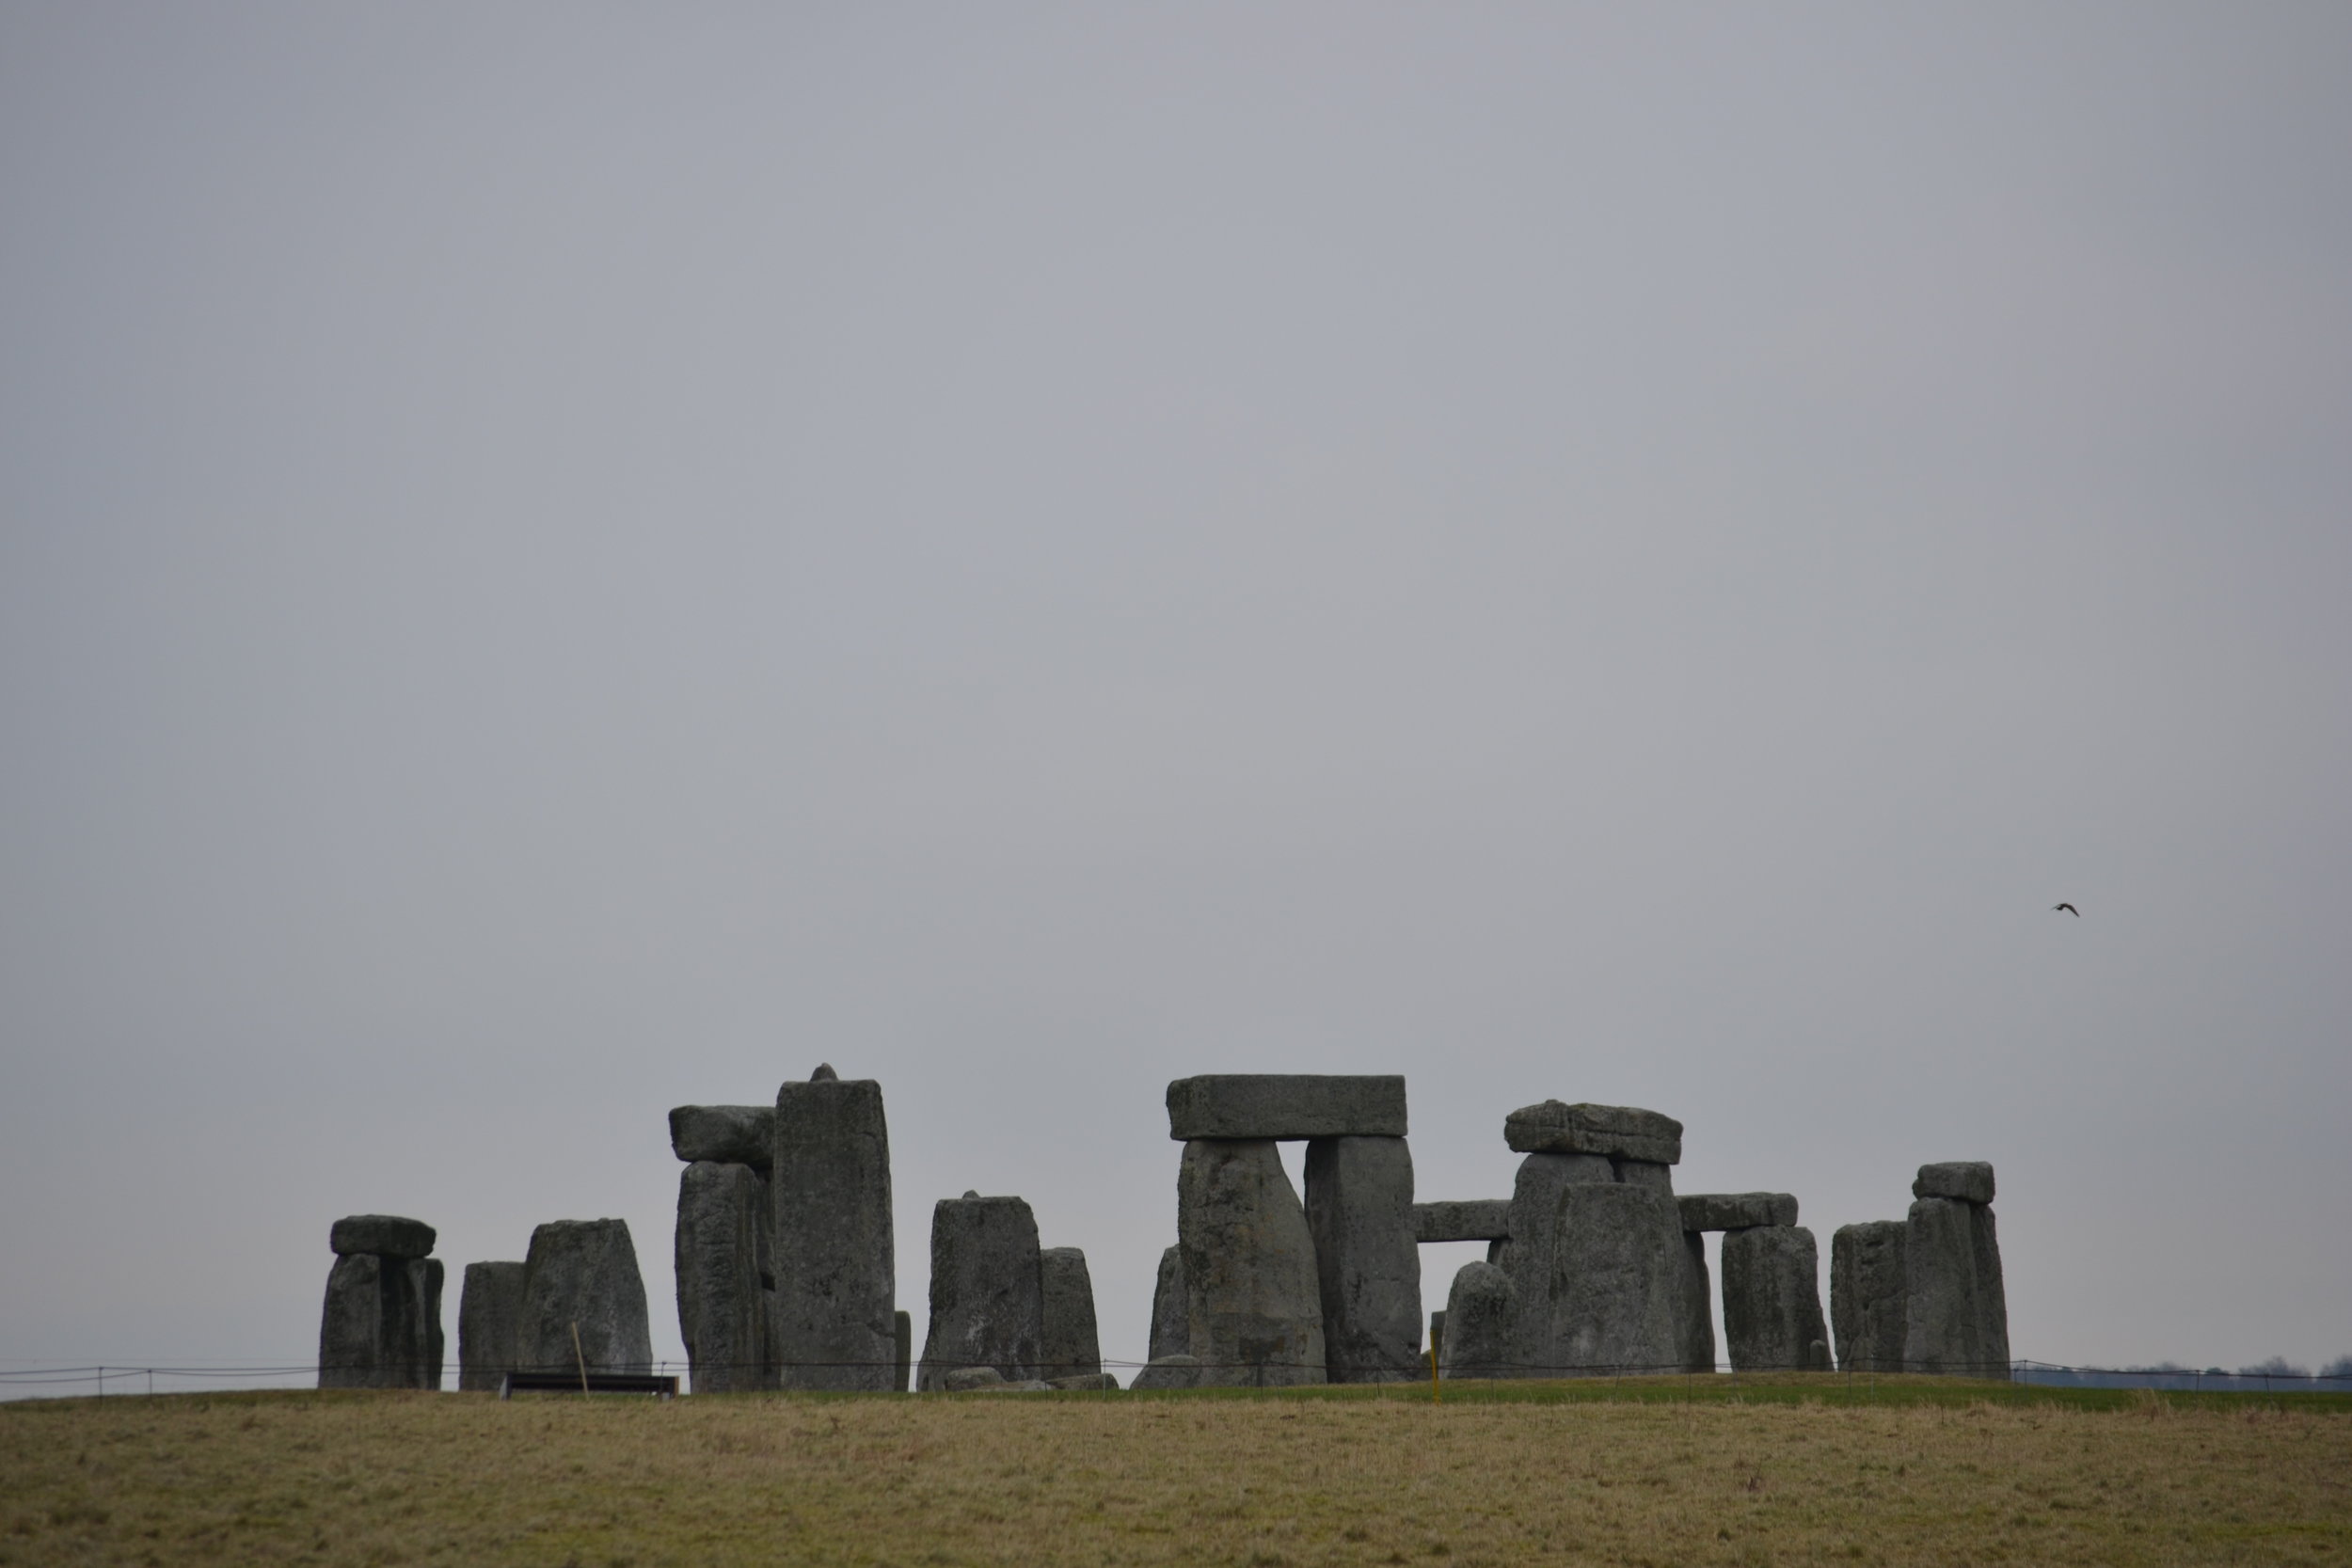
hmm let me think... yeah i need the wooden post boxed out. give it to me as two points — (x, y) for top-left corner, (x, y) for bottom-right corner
(571, 1323), (591, 1395)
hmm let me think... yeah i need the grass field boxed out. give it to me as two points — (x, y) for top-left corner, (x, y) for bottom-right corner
(5, 1375), (2347, 1566)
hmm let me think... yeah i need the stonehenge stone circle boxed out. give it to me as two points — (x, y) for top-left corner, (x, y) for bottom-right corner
(1914, 1161), (1995, 1206)
(1040, 1246), (1104, 1381)
(1413, 1199), (1511, 1243)
(1148, 1243), (1188, 1362)
(1830, 1220), (1907, 1372)
(1677, 1193), (1799, 1231)
(772, 1068), (897, 1391)
(1500, 1150), (1615, 1307)
(1438, 1260), (1518, 1380)
(1675, 1229), (1716, 1373)
(1503, 1101), (1683, 1164)
(916, 1193), (1044, 1391)
(675, 1159), (775, 1393)
(1903, 1172), (2009, 1376)
(319, 1215), (444, 1390)
(1531, 1180), (1685, 1376)
(1304, 1135), (1422, 1382)
(1166, 1074), (1406, 1140)
(519, 1218), (654, 1375)
(895, 1308), (912, 1393)
(1177, 1138), (1327, 1386)
(457, 1260), (524, 1392)
(668, 1104), (776, 1170)
(1721, 1224), (1832, 1371)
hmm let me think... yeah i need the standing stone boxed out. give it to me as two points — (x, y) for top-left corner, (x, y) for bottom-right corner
(1498, 1151), (1614, 1357)
(1304, 1135), (1422, 1383)
(675, 1161), (773, 1393)
(319, 1250), (444, 1389)
(519, 1218), (653, 1375)
(1040, 1246), (1104, 1381)
(1721, 1227), (1831, 1371)
(1177, 1139), (1327, 1386)
(457, 1260), (525, 1392)
(1676, 1230), (1716, 1372)
(1534, 1181), (1684, 1376)
(1830, 1221), (1908, 1372)
(1148, 1244), (1188, 1362)
(916, 1194), (1044, 1391)
(1438, 1261), (1518, 1380)
(895, 1309), (912, 1392)
(772, 1069), (896, 1392)
(1903, 1195), (2009, 1377)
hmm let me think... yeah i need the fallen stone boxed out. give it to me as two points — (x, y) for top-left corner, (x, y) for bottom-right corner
(1413, 1199), (1512, 1243)
(668, 1104), (775, 1170)
(330, 1214), (437, 1261)
(1438, 1261), (1518, 1380)
(1305, 1136), (1422, 1382)
(942, 1365), (1006, 1392)
(1129, 1354), (1201, 1390)
(319, 1252), (443, 1388)
(1678, 1193), (1799, 1232)
(916, 1194), (1043, 1392)
(1040, 1246), (1103, 1381)
(1503, 1102), (1683, 1164)
(519, 1218), (654, 1375)
(1676, 1230), (1716, 1372)
(1830, 1221), (1907, 1372)
(1913, 1162), (1995, 1205)
(1721, 1226), (1831, 1371)
(1148, 1244), (1188, 1362)
(1166, 1075), (1406, 1140)
(1048, 1372), (1120, 1390)
(1530, 1181), (1684, 1376)
(1178, 1138), (1327, 1386)
(1903, 1196), (2009, 1376)
(457, 1260), (524, 1393)
(675, 1161), (773, 1393)
(895, 1308), (912, 1393)
(772, 1069), (897, 1391)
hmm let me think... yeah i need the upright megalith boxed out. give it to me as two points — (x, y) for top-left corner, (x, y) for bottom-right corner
(917, 1193), (1044, 1391)
(1167, 1075), (1406, 1140)
(457, 1260), (524, 1392)
(1040, 1247), (1104, 1381)
(894, 1309), (912, 1393)
(772, 1066), (896, 1391)
(519, 1218), (654, 1375)
(675, 1161), (774, 1393)
(1675, 1230), (1716, 1373)
(1721, 1225), (1831, 1371)
(1438, 1261), (1518, 1380)
(1903, 1163), (2008, 1377)
(319, 1215), (444, 1389)
(1304, 1135), (1422, 1382)
(1148, 1244), (1188, 1362)
(1534, 1180), (1685, 1376)
(1177, 1139), (1327, 1386)
(1499, 1151), (1615, 1303)
(1830, 1221), (1907, 1372)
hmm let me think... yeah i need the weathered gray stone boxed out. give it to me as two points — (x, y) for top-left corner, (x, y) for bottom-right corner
(519, 1218), (653, 1375)
(330, 1214), (437, 1261)
(1177, 1138), (1327, 1386)
(1903, 1197), (2009, 1376)
(1048, 1372), (1120, 1390)
(1438, 1261), (1518, 1380)
(1040, 1246), (1103, 1381)
(1678, 1193), (1800, 1232)
(1676, 1231), (1716, 1372)
(457, 1260), (524, 1392)
(668, 1104), (775, 1170)
(1413, 1199), (1512, 1243)
(1305, 1136), (1422, 1382)
(1503, 1102), (1682, 1165)
(1830, 1221), (1907, 1372)
(675, 1161), (773, 1393)
(1615, 1159), (1675, 1192)
(772, 1071), (896, 1391)
(1148, 1244), (1188, 1361)
(319, 1252), (443, 1388)
(1721, 1226), (1831, 1371)
(1129, 1354), (1201, 1390)
(916, 1195), (1044, 1391)
(1498, 1152), (1616, 1319)
(1166, 1075), (1406, 1140)
(895, 1308), (912, 1392)
(1913, 1162), (1995, 1205)
(943, 1365), (1007, 1392)
(1532, 1181), (1685, 1375)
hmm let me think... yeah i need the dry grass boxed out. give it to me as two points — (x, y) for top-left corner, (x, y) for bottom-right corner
(4, 1379), (2348, 1566)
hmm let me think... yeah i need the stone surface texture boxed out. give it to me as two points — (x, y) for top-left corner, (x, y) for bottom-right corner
(1412, 1199), (1512, 1243)
(319, 1252), (443, 1388)
(1129, 1354), (1201, 1390)
(457, 1260), (524, 1392)
(1148, 1244), (1188, 1362)
(1049, 1372), (1120, 1391)
(1831, 1220), (1909, 1372)
(1304, 1135), (1422, 1382)
(329, 1214), (437, 1261)
(1677, 1193), (1800, 1231)
(519, 1218), (654, 1375)
(943, 1365), (1007, 1392)
(1438, 1261), (1518, 1380)
(1721, 1226), (1832, 1371)
(1503, 1101), (1683, 1164)
(1903, 1196), (2010, 1376)
(1177, 1138), (1327, 1386)
(1497, 1151), (1615, 1300)
(1676, 1230), (1716, 1371)
(1165, 1075), (1406, 1140)
(771, 1073), (897, 1391)
(1039, 1246), (1104, 1381)
(1913, 1162), (1996, 1205)
(668, 1104), (776, 1170)
(1531, 1180), (1685, 1375)
(916, 1194), (1044, 1391)
(675, 1160), (774, 1393)
(895, 1308), (912, 1393)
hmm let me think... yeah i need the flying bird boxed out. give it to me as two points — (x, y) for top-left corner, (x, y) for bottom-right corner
(2052, 902), (2079, 916)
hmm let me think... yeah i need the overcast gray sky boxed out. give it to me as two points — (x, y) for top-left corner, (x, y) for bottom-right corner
(4, 3), (2347, 1391)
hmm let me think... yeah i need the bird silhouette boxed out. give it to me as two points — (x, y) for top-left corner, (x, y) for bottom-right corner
(2052, 902), (2079, 916)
